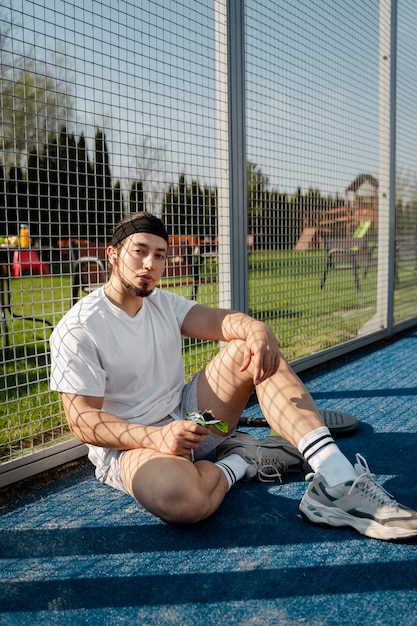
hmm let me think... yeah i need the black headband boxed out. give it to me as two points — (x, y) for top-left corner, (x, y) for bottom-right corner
(111, 212), (169, 247)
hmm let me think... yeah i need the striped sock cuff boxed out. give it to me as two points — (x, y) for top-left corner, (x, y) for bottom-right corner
(299, 432), (336, 466)
(215, 461), (237, 491)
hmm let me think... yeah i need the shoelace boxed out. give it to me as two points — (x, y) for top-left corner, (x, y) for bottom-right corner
(348, 453), (398, 508)
(255, 446), (284, 483)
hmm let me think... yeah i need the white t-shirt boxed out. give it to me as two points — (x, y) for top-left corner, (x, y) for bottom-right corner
(50, 286), (197, 477)
(50, 286), (197, 421)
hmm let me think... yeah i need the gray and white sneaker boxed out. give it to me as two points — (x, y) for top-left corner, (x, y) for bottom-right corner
(216, 431), (308, 482)
(299, 453), (417, 541)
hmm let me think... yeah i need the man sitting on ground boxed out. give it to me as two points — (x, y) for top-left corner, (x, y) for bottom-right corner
(50, 211), (417, 541)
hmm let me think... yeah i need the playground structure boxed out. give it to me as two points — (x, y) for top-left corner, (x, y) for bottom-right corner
(295, 174), (378, 251)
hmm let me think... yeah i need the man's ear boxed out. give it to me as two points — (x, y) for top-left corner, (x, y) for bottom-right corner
(107, 245), (117, 264)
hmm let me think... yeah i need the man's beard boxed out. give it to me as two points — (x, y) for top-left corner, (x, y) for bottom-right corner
(121, 276), (154, 298)
(115, 266), (154, 298)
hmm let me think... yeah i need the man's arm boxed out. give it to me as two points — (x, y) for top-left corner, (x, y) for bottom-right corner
(61, 392), (209, 457)
(181, 304), (281, 385)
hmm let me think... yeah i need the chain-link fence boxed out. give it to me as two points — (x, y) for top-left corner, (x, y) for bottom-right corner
(1, 0), (416, 485)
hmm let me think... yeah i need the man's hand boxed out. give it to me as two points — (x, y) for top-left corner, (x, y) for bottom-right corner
(240, 322), (281, 385)
(181, 305), (282, 387)
(156, 420), (210, 458)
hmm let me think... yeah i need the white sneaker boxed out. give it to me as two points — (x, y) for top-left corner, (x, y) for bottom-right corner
(299, 453), (417, 541)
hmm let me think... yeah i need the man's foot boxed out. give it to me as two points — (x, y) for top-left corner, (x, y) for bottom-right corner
(299, 453), (417, 541)
(216, 431), (308, 482)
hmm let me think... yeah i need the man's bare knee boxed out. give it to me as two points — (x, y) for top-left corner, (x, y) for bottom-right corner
(135, 480), (213, 524)
(160, 490), (212, 524)
(125, 457), (225, 524)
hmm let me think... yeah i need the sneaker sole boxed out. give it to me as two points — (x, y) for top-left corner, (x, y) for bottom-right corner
(299, 492), (417, 541)
(239, 410), (358, 438)
(319, 410), (358, 437)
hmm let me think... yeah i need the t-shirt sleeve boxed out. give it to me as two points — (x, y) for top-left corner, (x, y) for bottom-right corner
(49, 319), (107, 396)
(161, 289), (198, 329)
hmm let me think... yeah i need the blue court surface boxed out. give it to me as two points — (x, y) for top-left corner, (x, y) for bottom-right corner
(1, 327), (417, 625)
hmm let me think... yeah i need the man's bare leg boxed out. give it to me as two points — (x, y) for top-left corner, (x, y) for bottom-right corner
(121, 448), (229, 523)
(121, 339), (351, 524)
(197, 338), (325, 448)
(198, 339), (357, 486)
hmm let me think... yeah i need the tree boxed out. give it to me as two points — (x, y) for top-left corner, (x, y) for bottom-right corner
(161, 174), (217, 242)
(247, 162), (268, 213)
(0, 5), (73, 169)
(93, 129), (116, 239)
(247, 162), (269, 248)
(1, 124), (124, 244)
(4, 165), (27, 235)
(75, 133), (95, 240)
(129, 180), (145, 213)
(133, 135), (165, 215)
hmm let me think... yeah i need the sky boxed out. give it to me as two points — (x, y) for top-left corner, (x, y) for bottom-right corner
(7, 0), (417, 201)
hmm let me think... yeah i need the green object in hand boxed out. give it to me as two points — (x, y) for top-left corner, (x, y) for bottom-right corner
(185, 410), (229, 433)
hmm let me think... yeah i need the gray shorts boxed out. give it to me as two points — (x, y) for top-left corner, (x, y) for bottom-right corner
(95, 372), (231, 494)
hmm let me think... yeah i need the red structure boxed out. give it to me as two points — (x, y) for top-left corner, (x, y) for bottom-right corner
(12, 250), (51, 277)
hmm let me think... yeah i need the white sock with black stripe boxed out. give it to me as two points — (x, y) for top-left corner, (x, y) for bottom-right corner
(215, 454), (250, 491)
(298, 426), (357, 487)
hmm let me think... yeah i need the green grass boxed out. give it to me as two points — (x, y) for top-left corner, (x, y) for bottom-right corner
(1, 250), (416, 461)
